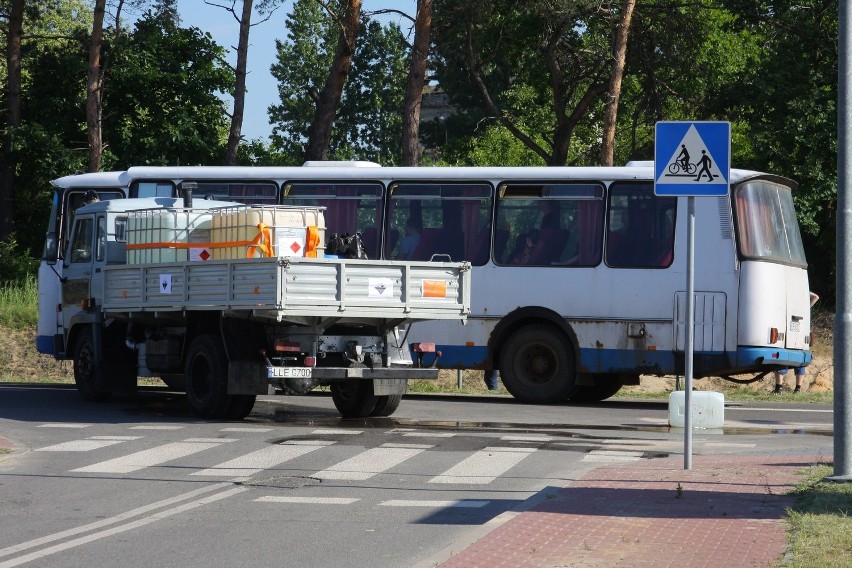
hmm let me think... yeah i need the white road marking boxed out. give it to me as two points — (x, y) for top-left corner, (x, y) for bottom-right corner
(72, 441), (223, 474)
(314, 443), (431, 481)
(37, 423), (90, 429)
(403, 432), (455, 438)
(582, 449), (644, 463)
(191, 440), (334, 478)
(220, 427), (273, 433)
(0, 486), (245, 568)
(254, 496), (358, 505)
(36, 438), (136, 452)
(128, 425), (184, 430)
(380, 500), (489, 508)
(501, 435), (553, 442)
(310, 429), (362, 435)
(0, 482), (234, 560)
(429, 447), (536, 484)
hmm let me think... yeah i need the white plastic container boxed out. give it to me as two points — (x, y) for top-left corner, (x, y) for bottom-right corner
(210, 206), (326, 260)
(668, 390), (724, 429)
(127, 209), (214, 264)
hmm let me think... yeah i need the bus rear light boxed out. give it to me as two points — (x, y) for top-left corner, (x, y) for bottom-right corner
(769, 327), (779, 344)
(275, 341), (301, 352)
(771, 352), (780, 359)
(304, 356), (316, 367)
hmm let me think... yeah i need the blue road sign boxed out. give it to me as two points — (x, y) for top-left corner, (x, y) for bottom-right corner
(654, 121), (730, 196)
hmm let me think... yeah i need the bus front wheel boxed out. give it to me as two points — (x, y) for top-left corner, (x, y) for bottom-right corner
(499, 324), (577, 404)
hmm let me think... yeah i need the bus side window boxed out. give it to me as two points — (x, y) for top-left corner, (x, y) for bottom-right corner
(606, 184), (675, 268)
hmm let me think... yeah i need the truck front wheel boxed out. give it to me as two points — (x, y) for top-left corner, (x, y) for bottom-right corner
(185, 335), (231, 419)
(73, 329), (111, 402)
(330, 381), (378, 418)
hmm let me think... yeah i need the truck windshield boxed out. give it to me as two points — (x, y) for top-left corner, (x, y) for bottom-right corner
(734, 180), (807, 266)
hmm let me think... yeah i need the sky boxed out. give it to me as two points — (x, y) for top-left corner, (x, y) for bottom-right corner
(176, 0), (416, 143)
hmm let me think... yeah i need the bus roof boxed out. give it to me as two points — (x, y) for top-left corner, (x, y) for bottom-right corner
(51, 164), (795, 189)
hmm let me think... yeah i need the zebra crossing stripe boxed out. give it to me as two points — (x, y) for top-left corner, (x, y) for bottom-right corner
(72, 441), (224, 474)
(582, 449), (644, 463)
(314, 443), (432, 481)
(429, 446), (536, 485)
(380, 500), (489, 508)
(37, 437), (142, 452)
(254, 496), (358, 505)
(37, 423), (90, 429)
(192, 440), (334, 478)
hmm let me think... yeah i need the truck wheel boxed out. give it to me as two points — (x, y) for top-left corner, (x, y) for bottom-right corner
(370, 389), (406, 417)
(73, 329), (111, 402)
(225, 395), (256, 420)
(568, 374), (624, 402)
(330, 382), (378, 418)
(185, 335), (231, 419)
(499, 323), (577, 404)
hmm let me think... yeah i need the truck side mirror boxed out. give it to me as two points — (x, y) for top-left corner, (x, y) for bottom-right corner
(44, 232), (58, 265)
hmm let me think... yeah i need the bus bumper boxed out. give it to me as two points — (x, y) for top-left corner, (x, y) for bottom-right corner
(736, 346), (813, 369)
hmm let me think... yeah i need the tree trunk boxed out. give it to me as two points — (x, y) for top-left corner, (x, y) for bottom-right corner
(0, 0), (23, 240)
(305, 0), (361, 161)
(401, 0), (432, 166)
(225, 0), (253, 166)
(599, 0), (636, 167)
(87, 0), (106, 173)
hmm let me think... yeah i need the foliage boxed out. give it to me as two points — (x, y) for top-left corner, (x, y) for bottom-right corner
(0, 237), (37, 284)
(103, 11), (233, 167)
(0, 275), (37, 328)
(269, 0), (408, 164)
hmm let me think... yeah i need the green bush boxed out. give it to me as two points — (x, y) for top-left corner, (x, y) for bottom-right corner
(0, 275), (38, 328)
(0, 237), (38, 285)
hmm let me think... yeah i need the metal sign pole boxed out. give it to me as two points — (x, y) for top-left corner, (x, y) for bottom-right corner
(684, 196), (695, 470)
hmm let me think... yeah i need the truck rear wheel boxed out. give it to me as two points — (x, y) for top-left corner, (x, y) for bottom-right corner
(185, 335), (231, 419)
(331, 381), (378, 418)
(370, 390), (405, 417)
(499, 323), (577, 404)
(73, 329), (112, 402)
(225, 395), (256, 420)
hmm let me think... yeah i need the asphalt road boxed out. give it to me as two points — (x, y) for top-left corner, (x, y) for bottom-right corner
(0, 384), (834, 568)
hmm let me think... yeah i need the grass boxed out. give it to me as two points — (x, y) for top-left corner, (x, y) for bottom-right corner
(787, 464), (852, 567)
(0, 276), (37, 329)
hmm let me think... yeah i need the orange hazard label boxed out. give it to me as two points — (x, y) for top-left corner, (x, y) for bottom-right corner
(422, 280), (447, 298)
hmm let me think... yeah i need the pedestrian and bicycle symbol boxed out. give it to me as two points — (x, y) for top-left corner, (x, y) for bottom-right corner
(654, 121), (730, 196)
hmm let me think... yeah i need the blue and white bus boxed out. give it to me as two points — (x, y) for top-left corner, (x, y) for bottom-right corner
(38, 162), (812, 403)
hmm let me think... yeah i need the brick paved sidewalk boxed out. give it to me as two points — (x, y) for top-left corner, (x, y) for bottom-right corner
(437, 454), (823, 568)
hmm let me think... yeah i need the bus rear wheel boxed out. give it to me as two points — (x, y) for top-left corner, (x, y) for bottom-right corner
(499, 324), (577, 404)
(568, 374), (624, 402)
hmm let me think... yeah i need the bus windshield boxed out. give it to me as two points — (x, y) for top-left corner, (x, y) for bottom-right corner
(734, 180), (807, 266)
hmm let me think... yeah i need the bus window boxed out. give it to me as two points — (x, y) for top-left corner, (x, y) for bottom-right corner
(734, 181), (806, 266)
(606, 183), (676, 268)
(387, 183), (492, 264)
(284, 183), (384, 259)
(134, 181), (174, 198)
(495, 183), (604, 266)
(195, 181), (277, 205)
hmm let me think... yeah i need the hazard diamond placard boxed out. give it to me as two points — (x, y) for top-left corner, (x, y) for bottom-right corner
(654, 121), (730, 196)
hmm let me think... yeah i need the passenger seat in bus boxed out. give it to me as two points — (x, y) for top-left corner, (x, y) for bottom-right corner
(528, 229), (571, 264)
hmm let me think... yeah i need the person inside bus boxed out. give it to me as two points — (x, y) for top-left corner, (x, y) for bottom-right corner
(537, 200), (560, 229)
(397, 217), (421, 260)
(511, 229), (539, 264)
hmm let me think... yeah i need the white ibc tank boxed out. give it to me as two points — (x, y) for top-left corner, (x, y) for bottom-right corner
(210, 206), (326, 260)
(127, 209), (214, 264)
(668, 390), (725, 429)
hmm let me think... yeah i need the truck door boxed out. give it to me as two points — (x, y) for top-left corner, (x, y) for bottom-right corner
(61, 214), (96, 330)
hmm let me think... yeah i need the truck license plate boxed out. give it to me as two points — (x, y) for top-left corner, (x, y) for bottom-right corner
(267, 367), (312, 379)
(790, 320), (800, 333)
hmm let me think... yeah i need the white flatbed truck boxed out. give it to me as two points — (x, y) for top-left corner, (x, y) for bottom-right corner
(40, 196), (471, 419)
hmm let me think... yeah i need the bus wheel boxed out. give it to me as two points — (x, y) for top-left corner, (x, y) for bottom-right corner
(185, 335), (231, 419)
(331, 381), (378, 418)
(568, 374), (623, 402)
(499, 324), (576, 404)
(73, 329), (112, 402)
